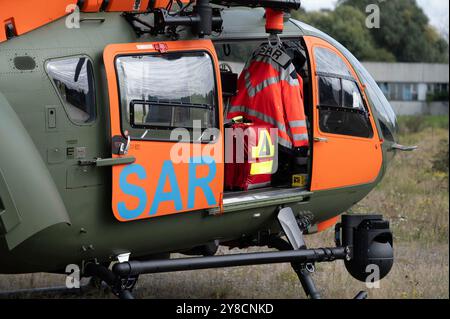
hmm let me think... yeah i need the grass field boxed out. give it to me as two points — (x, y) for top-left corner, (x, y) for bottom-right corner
(0, 116), (448, 299)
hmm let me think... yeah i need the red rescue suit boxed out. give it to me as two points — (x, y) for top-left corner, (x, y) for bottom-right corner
(227, 44), (309, 149)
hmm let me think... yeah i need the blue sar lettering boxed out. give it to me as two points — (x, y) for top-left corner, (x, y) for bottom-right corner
(117, 157), (218, 220)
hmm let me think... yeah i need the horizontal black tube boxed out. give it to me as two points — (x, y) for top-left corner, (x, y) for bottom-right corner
(113, 247), (347, 277)
(162, 14), (198, 27)
(210, 0), (302, 10)
(158, 13), (223, 27)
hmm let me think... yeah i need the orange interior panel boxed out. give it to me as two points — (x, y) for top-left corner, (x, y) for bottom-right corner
(80, 0), (103, 12)
(304, 36), (383, 191)
(0, 0), (77, 43)
(104, 40), (224, 222)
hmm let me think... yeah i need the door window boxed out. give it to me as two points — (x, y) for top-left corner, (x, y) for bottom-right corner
(315, 47), (373, 139)
(318, 76), (341, 107)
(115, 51), (218, 141)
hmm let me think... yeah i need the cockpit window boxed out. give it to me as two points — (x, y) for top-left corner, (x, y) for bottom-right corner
(46, 57), (96, 125)
(314, 47), (353, 78)
(314, 47), (373, 139)
(115, 52), (218, 141)
(349, 58), (398, 141)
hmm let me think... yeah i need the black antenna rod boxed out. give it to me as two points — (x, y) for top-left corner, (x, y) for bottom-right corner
(210, 0), (302, 11)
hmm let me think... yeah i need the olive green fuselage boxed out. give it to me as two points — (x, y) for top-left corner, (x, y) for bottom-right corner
(0, 10), (394, 274)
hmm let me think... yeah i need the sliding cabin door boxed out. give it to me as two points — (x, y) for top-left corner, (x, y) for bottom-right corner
(103, 40), (224, 222)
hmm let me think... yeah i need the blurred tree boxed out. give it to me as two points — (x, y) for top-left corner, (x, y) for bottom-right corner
(292, 5), (396, 61)
(341, 0), (448, 62)
(293, 0), (449, 63)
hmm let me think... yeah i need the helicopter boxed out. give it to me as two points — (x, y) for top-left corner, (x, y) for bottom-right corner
(0, 0), (413, 299)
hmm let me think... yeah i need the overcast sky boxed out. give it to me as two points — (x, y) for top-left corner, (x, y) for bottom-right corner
(301, 0), (449, 35)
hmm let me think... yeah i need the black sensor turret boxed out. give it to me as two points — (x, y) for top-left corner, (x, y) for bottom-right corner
(337, 215), (394, 282)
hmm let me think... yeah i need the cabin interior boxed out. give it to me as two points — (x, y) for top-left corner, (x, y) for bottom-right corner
(214, 38), (313, 195)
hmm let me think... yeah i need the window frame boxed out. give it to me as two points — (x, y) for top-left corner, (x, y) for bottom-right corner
(313, 47), (374, 139)
(114, 50), (220, 143)
(45, 55), (97, 126)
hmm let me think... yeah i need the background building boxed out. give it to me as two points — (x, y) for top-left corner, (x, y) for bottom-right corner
(362, 62), (449, 116)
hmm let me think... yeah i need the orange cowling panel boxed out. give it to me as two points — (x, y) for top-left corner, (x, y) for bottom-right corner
(317, 216), (340, 233)
(80, 0), (103, 12)
(0, 0), (77, 43)
(104, 0), (151, 12)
